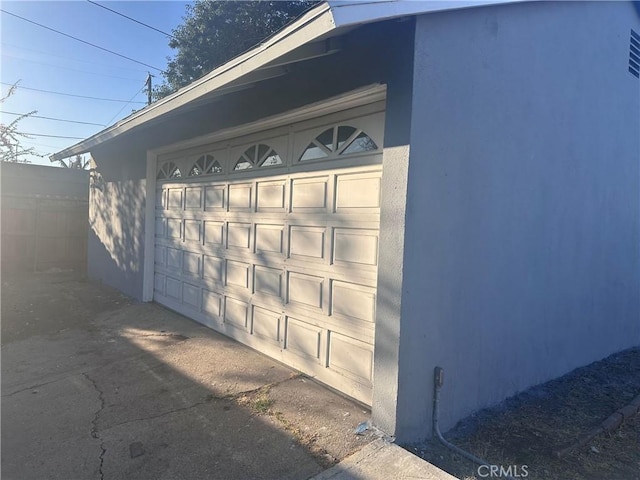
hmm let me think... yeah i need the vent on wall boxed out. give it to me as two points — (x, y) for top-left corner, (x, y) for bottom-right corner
(630, 29), (640, 78)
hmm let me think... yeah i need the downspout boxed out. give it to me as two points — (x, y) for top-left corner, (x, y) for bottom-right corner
(432, 367), (516, 480)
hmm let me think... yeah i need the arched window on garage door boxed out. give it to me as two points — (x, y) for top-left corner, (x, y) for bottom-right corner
(157, 161), (182, 180)
(233, 144), (282, 171)
(299, 125), (378, 162)
(188, 154), (223, 176)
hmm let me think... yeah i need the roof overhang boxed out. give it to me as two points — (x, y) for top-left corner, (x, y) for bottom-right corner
(50, 0), (524, 162)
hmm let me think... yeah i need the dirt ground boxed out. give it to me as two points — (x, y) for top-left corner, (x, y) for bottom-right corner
(413, 348), (640, 480)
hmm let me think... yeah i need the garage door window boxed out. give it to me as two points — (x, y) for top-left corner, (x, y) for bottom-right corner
(234, 144), (282, 171)
(157, 161), (182, 180)
(299, 125), (377, 162)
(189, 154), (222, 177)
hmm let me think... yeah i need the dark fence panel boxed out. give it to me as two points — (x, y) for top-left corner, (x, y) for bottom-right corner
(1, 163), (89, 273)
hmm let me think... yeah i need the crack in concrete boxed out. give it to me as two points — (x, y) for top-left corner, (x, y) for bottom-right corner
(105, 398), (213, 430)
(83, 373), (106, 480)
(101, 374), (302, 432)
(1, 377), (69, 397)
(127, 333), (189, 339)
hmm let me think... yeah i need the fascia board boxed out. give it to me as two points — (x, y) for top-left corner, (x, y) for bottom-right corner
(328, 0), (528, 28)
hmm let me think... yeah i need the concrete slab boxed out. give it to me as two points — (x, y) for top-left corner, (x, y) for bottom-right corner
(267, 376), (376, 464)
(3, 272), (392, 480)
(309, 439), (458, 480)
(3, 272), (453, 480)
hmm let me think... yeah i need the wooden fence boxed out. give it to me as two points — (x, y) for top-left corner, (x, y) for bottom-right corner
(1, 163), (89, 273)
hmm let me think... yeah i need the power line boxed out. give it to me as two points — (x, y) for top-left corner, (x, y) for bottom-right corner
(86, 0), (175, 38)
(0, 81), (147, 104)
(106, 86), (146, 125)
(1, 41), (148, 73)
(0, 9), (165, 72)
(21, 133), (86, 140)
(2, 51), (144, 82)
(21, 139), (67, 149)
(1, 111), (106, 126)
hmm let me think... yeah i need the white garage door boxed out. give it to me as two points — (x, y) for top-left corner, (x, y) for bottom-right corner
(153, 103), (384, 404)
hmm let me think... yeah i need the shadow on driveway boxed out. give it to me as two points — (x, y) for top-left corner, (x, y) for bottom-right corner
(1, 272), (376, 480)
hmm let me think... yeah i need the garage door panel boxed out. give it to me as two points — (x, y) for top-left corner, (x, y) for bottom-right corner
(335, 172), (381, 212)
(285, 317), (322, 361)
(202, 289), (222, 317)
(154, 246), (166, 266)
(255, 224), (284, 255)
(154, 274), (165, 295)
(226, 260), (250, 289)
(229, 183), (253, 211)
(252, 306), (282, 344)
(205, 186), (226, 211)
(290, 177), (328, 211)
(203, 255), (224, 283)
(287, 272), (324, 310)
(182, 251), (201, 276)
(166, 276), (182, 300)
(328, 331), (373, 383)
(182, 283), (201, 310)
(333, 228), (378, 266)
(288, 226), (326, 262)
(257, 180), (286, 211)
(331, 280), (376, 323)
(154, 106), (383, 406)
(204, 221), (224, 246)
(254, 265), (283, 298)
(155, 218), (166, 238)
(166, 218), (182, 240)
(168, 188), (183, 210)
(225, 297), (249, 330)
(227, 222), (251, 250)
(185, 186), (203, 209)
(166, 247), (182, 271)
(184, 220), (201, 242)
(156, 188), (166, 210)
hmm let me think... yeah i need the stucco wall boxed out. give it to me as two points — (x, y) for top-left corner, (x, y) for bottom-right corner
(88, 147), (147, 299)
(397, 1), (640, 442)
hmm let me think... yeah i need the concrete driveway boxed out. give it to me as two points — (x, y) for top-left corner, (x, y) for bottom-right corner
(1, 272), (377, 480)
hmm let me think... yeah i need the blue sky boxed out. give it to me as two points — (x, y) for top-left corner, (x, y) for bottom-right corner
(1, 0), (192, 166)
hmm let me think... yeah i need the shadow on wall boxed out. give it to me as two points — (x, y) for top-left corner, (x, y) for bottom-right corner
(89, 166), (146, 300)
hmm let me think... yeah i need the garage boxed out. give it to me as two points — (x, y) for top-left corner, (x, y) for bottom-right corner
(152, 101), (384, 404)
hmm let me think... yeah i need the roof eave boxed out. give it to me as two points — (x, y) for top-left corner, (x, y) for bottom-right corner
(50, 2), (335, 162)
(51, 0), (524, 162)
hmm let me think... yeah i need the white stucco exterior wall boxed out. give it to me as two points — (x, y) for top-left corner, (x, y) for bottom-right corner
(395, 1), (640, 442)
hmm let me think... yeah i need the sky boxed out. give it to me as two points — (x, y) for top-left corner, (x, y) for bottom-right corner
(1, 0), (192, 166)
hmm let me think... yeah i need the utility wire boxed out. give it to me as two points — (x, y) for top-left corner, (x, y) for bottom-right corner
(21, 133), (86, 140)
(106, 86), (146, 125)
(1, 41), (148, 73)
(1, 111), (106, 127)
(0, 9), (165, 72)
(86, 0), (175, 38)
(2, 52), (143, 82)
(21, 139), (67, 149)
(0, 81), (147, 104)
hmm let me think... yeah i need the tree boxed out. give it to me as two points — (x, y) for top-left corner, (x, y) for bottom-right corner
(0, 82), (41, 163)
(154, 0), (318, 100)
